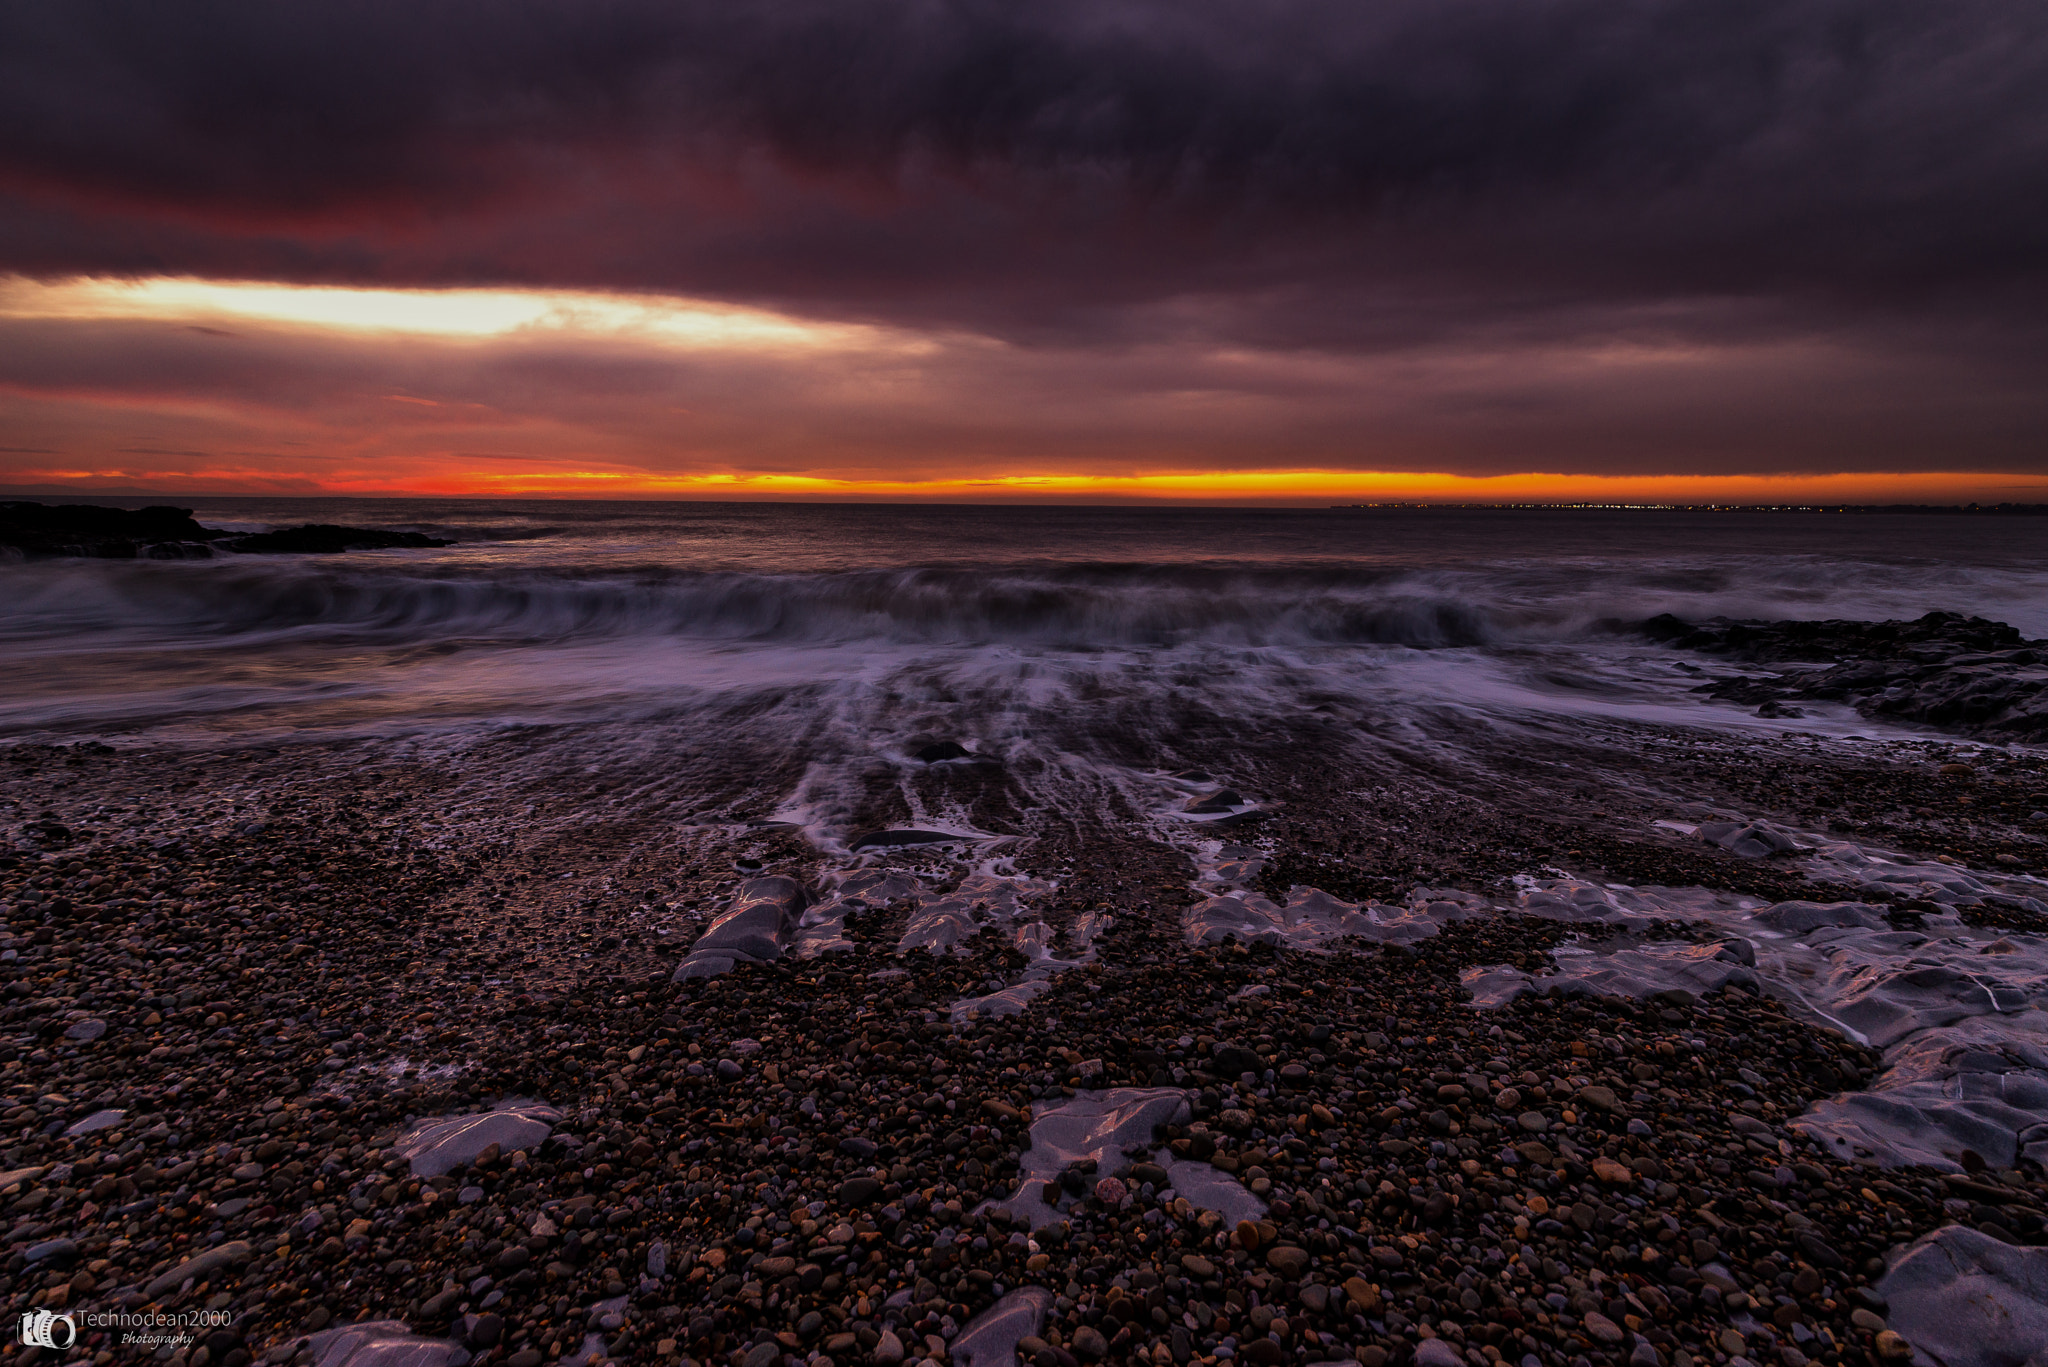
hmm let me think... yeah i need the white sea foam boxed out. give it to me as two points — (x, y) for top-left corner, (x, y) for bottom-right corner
(5, 505), (2046, 747)
(1463, 823), (2048, 1173)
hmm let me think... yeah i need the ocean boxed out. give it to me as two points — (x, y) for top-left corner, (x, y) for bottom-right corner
(4, 500), (2045, 752)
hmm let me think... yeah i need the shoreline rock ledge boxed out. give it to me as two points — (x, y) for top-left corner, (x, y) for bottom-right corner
(0, 499), (454, 558)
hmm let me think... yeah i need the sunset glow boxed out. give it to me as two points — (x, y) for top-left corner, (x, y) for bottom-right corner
(4, 0), (2043, 503)
(0, 275), (908, 353)
(3, 269), (2039, 504)
(9, 458), (2037, 506)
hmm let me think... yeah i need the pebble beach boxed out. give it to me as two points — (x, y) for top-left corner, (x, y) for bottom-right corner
(5, 503), (2048, 1367)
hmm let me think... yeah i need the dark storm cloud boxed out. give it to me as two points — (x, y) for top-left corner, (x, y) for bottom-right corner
(2, 0), (2045, 348)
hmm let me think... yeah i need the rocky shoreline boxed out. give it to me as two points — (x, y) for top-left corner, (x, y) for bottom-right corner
(1636, 612), (2048, 742)
(3, 713), (2047, 1367)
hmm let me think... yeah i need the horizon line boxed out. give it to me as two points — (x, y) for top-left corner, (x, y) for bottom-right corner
(7, 486), (2047, 514)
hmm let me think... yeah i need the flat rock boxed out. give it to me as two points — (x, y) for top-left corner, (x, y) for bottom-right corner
(1155, 1149), (1267, 1223)
(1810, 1011), (2048, 1166)
(1495, 861), (2048, 1171)
(675, 876), (807, 979)
(25, 1237), (78, 1263)
(1790, 1002), (2048, 1170)
(1414, 1340), (1464, 1367)
(950, 976), (1056, 1020)
(946, 912), (1104, 1018)
(1877, 1225), (2048, 1367)
(950, 1286), (1052, 1367)
(64, 1108), (125, 1136)
(393, 1103), (560, 1178)
(979, 1088), (1194, 1229)
(1185, 886), (1465, 951)
(1582, 1311), (1625, 1344)
(1463, 938), (1759, 1008)
(794, 868), (920, 958)
(1698, 819), (1802, 859)
(144, 1240), (253, 1299)
(1752, 900), (1888, 933)
(307, 1320), (472, 1367)
(900, 874), (1053, 955)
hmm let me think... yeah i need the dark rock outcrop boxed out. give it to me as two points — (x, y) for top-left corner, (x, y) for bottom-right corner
(1640, 610), (2027, 663)
(221, 524), (454, 553)
(0, 501), (217, 559)
(0, 500), (455, 558)
(1639, 610), (2048, 739)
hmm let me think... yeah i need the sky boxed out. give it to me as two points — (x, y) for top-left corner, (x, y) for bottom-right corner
(1, 0), (2045, 503)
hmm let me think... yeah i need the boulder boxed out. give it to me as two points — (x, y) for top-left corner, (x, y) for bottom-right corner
(675, 876), (807, 979)
(1876, 1225), (2048, 1367)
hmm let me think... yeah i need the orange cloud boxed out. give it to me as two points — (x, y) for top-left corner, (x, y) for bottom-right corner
(4, 275), (2047, 503)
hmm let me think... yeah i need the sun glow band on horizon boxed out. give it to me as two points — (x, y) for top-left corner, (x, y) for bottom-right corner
(12, 462), (2039, 505)
(389, 467), (2048, 503)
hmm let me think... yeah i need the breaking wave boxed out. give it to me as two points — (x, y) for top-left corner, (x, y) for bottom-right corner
(6, 505), (2046, 742)
(2, 560), (1559, 650)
